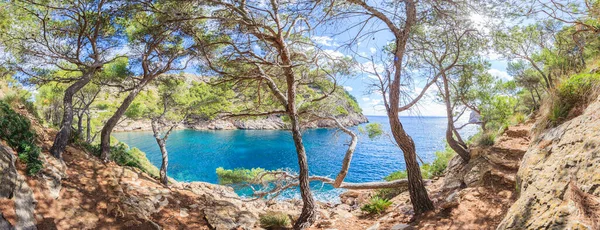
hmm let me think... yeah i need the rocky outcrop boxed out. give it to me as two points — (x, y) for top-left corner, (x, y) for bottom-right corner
(442, 124), (531, 193)
(0, 145), (17, 199)
(0, 144), (37, 230)
(115, 113), (369, 132)
(498, 96), (600, 229)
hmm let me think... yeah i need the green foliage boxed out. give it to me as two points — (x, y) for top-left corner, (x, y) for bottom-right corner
(511, 112), (526, 124)
(361, 197), (392, 215)
(422, 147), (455, 179)
(0, 101), (42, 175)
(547, 73), (600, 126)
(472, 132), (496, 146)
(215, 167), (275, 184)
(557, 73), (600, 104)
(259, 212), (291, 229)
(335, 105), (349, 116)
(83, 142), (159, 178)
(384, 145), (455, 182)
(384, 170), (408, 181)
(359, 123), (384, 139)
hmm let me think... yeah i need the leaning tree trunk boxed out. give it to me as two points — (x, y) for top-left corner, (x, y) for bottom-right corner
(442, 74), (470, 162)
(290, 114), (316, 230)
(100, 87), (144, 161)
(50, 72), (94, 159)
(156, 138), (169, 186)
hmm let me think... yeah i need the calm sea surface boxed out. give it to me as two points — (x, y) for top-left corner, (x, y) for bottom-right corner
(113, 116), (477, 201)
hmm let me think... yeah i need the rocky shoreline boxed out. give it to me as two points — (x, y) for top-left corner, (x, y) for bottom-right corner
(114, 114), (369, 132)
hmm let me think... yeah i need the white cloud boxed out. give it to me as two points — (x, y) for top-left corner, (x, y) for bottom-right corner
(369, 99), (382, 105)
(312, 36), (338, 47)
(362, 97), (371, 102)
(369, 47), (377, 54)
(323, 49), (345, 58)
(343, 86), (353, 92)
(357, 61), (385, 79)
(488, 68), (513, 80)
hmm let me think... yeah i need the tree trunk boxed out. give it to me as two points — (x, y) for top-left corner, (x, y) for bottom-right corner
(50, 72), (94, 159)
(290, 114), (315, 230)
(388, 115), (434, 214)
(76, 112), (84, 139)
(86, 112), (92, 143)
(441, 74), (470, 162)
(157, 139), (169, 186)
(383, 0), (434, 212)
(100, 87), (144, 161)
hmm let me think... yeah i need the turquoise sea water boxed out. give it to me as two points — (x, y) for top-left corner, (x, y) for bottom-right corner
(113, 116), (477, 201)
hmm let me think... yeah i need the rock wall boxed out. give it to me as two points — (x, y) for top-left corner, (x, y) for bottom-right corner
(498, 96), (600, 229)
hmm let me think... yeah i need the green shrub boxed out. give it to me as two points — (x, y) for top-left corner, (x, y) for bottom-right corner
(259, 212), (291, 229)
(557, 73), (600, 104)
(384, 170), (407, 181)
(215, 167), (275, 184)
(472, 132), (496, 146)
(383, 146), (455, 183)
(0, 101), (42, 175)
(361, 197), (392, 215)
(82, 142), (159, 178)
(335, 105), (349, 116)
(548, 102), (570, 126)
(422, 147), (455, 178)
(548, 73), (600, 126)
(511, 112), (526, 124)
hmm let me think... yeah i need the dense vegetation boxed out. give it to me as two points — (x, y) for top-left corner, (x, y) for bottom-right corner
(0, 0), (599, 228)
(0, 101), (42, 175)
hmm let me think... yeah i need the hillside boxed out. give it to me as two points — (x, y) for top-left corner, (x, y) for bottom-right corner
(0, 99), (533, 230)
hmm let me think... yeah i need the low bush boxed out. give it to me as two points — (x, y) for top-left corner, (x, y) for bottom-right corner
(511, 112), (526, 124)
(82, 142), (159, 178)
(215, 167), (275, 184)
(383, 146), (455, 182)
(259, 212), (291, 229)
(422, 147), (455, 178)
(0, 101), (42, 175)
(471, 131), (496, 146)
(546, 73), (600, 127)
(383, 169), (407, 181)
(361, 196), (392, 215)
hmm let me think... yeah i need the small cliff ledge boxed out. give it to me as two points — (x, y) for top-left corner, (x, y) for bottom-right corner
(498, 95), (600, 229)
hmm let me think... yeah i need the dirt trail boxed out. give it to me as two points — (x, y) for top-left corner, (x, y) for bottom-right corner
(318, 123), (534, 230)
(410, 123), (532, 229)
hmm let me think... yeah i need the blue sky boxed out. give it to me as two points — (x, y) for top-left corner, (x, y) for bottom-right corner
(311, 12), (512, 117)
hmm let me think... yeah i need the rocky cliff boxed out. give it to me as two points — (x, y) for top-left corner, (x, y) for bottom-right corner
(115, 113), (369, 132)
(497, 96), (600, 229)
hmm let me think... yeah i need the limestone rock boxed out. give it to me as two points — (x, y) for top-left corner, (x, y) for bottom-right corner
(0, 144), (17, 198)
(390, 224), (412, 230)
(366, 222), (380, 230)
(498, 96), (600, 229)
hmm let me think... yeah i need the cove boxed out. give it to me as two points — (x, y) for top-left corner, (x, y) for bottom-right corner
(113, 116), (477, 201)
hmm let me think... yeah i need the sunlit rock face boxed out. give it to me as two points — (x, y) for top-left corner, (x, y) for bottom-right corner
(498, 95), (600, 229)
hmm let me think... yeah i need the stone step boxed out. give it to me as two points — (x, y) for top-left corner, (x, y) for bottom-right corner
(484, 154), (521, 171)
(484, 168), (517, 187)
(490, 145), (527, 158)
(504, 126), (530, 139)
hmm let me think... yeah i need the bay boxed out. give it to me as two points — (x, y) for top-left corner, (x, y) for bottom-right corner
(113, 116), (478, 201)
